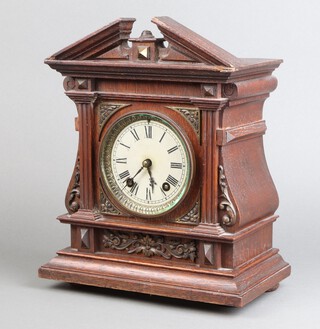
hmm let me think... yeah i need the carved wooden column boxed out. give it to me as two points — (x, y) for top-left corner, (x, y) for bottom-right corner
(191, 96), (228, 269)
(191, 97), (228, 225)
(64, 77), (98, 219)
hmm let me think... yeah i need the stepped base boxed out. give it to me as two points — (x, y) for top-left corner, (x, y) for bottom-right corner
(39, 248), (290, 307)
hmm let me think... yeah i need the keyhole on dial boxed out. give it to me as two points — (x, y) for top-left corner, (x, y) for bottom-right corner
(126, 178), (134, 187)
(162, 182), (170, 191)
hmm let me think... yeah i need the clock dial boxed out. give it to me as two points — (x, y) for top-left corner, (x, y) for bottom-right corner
(100, 113), (192, 216)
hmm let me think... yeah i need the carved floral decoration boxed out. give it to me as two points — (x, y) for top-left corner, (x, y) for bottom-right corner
(102, 230), (197, 262)
(100, 190), (121, 215)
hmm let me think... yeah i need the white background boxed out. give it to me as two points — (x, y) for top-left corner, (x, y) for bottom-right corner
(0, 0), (319, 328)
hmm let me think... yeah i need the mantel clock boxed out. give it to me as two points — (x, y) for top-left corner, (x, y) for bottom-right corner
(39, 17), (290, 307)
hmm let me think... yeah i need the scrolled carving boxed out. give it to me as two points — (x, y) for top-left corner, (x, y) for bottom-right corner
(100, 190), (121, 215)
(174, 201), (200, 224)
(222, 83), (236, 97)
(102, 230), (197, 262)
(218, 165), (236, 226)
(66, 156), (80, 213)
(63, 77), (76, 91)
(167, 106), (200, 138)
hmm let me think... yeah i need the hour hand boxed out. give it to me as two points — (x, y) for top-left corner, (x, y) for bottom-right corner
(132, 166), (144, 179)
(124, 166), (143, 187)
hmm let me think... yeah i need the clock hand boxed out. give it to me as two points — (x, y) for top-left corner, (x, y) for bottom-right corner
(143, 159), (157, 193)
(148, 167), (158, 193)
(132, 166), (144, 179)
(124, 166), (143, 188)
(125, 159), (156, 190)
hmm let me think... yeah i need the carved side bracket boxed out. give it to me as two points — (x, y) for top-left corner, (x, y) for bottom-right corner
(102, 230), (197, 262)
(65, 154), (80, 214)
(218, 165), (236, 226)
(221, 76), (278, 100)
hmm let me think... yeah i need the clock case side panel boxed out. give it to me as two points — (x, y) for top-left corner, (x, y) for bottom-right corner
(95, 101), (201, 225)
(217, 75), (280, 232)
(65, 149), (81, 214)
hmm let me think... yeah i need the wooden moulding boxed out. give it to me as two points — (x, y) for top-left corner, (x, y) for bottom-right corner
(38, 250), (290, 307)
(56, 213), (277, 242)
(216, 120), (267, 146)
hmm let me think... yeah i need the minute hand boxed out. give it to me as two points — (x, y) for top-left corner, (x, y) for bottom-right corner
(147, 167), (156, 193)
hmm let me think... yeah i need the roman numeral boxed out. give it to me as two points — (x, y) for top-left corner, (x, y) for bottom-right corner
(120, 142), (130, 149)
(119, 170), (130, 180)
(130, 129), (140, 141)
(130, 182), (139, 195)
(159, 132), (166, 143)
(166, 174), (179, 187)
(145, 126), (152, 138)
(146, 187), (152, 200)
(170, 162), (182, 169)
(116, 158), (127, 164)
(167, 145), (178, 154)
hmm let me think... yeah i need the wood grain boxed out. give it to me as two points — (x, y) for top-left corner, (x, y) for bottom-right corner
(39, 16), (290, 307)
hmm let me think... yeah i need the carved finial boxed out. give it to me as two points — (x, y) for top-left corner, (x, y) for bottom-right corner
(139, 30), (155, 39)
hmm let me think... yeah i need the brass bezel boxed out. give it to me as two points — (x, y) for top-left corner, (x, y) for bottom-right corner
(99, 111), (195, 218)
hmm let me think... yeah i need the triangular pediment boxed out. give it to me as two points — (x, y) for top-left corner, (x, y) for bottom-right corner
(46, 17), (282, 78)
(48, 17), (239, 68)
(49, 18), (136, 60)
(152, 17), (239, 67)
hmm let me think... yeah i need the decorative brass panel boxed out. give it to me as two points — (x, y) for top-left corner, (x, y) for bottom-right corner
(167, 106), (200, 139)
(98, 103), (130, 131)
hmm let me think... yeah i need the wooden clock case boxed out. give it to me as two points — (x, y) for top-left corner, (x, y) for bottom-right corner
(39, 17), (291, 307)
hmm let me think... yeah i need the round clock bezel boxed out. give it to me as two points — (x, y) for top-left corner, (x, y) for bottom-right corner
(99, 111), (196, 218)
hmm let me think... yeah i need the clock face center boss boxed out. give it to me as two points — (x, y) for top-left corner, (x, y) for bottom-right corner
(38, 16), (290, 307)
(100, 113), (193, 217)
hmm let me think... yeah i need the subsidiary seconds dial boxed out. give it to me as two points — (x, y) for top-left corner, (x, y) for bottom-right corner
(100, 113), (193, 217)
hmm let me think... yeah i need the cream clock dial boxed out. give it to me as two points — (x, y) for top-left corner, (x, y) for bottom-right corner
(100, 113), (193, 217)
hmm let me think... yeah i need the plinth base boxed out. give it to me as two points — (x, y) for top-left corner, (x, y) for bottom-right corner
(39, 248), (290, 307)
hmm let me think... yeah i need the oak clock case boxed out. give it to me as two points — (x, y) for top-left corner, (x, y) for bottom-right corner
(39, 16), (291, 307)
